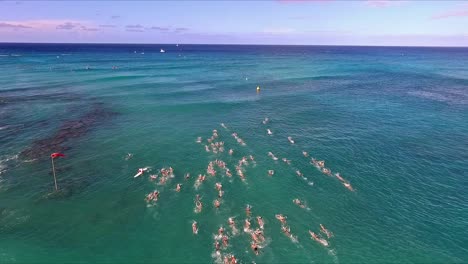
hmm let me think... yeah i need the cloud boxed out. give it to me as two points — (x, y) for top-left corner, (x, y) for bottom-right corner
(126, 24), (144, 29)
(150, 26), (170, 31)
(431, 9), (468, 20)
(0, 19), (98, 33)
(0, 22), (32, 29)
(126, 29), (144, 33)
(366, 0), (405, 8)
(174, 27), (189, 33)
(56, 22), (79, 30)
(111, 15), (121, 19)
(81, 26), (99, 32)
(99, 24), (117, 28)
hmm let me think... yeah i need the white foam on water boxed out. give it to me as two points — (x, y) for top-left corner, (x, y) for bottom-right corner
(0, 154), (18, 175)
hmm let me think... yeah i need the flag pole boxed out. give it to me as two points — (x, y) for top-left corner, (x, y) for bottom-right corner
(51, 157), (58, 191)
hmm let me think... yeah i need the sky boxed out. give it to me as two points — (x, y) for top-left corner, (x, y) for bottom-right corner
(0, 0), (468, 46)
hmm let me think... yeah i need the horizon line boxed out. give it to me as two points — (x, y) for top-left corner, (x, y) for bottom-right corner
(1, 41), (467, 48)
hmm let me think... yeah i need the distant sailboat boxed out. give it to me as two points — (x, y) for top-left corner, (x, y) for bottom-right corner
(160, 49), (166, 53)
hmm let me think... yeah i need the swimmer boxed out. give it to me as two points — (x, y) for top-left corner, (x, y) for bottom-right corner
(293, 198), (306, 208)
(275, 214), (287, 225)
(214, 240), (220, 252)
(175, 183), (182, 192)
(229, 149), (233, 155)
(288, 136), (295, 144)
(218, 226), (225, 236)
(195, 194), (200, 202)
(268, 170), (274, 176)
(296, 170), (303, 177)
(246, 204), (252, 216)
(215, 182), (223, 191)
(196, 200), (203, 213)
(134, 167), (148, 178)
(322, 168), (332, 176)
(254, 229), (265, 242)
(196, 137), (202, 143)
(205, 145), (210, 152)
(237, 169), (245, 180)
(251, 230), (259, 242)
(244, 219), (251, 232)
(150, 174), (158, 181)
(218, 190), (224, 198)
(222, 235), (229, 247)
(343, 182), (354, 191)
(197, 174), (206, 183)
(185, 173), (190, 180)
(159, 176), (167, 185)
(335, 172), (345, 182)
(249, 155), (255, 161)
(251, 241), (259, 255)
(192, 221), (198, 234)
(214, 199), (221, 208)
(302, 151), (308, 157)
(318, 160), (325, 168)
(256, 216), (264, 229)
(320, 224), (333, 238)
(252, 228), (265, 242)
(221, 123), (227, 129)
(262, 117), (269, 125)
(281, 225), (292, 237)
(267, 129), (273, 135)
(282, 158), (291, 165)
(125, 153), (133, 160)
(228, 217), (235, 226)
(230, 255), (238, 264)
(145, 192), (154, 203)
(226, 169), (232, 177)
(309, 230), (329, 247)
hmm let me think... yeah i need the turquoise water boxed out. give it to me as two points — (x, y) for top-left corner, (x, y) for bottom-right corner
(0, 44), (467, 263)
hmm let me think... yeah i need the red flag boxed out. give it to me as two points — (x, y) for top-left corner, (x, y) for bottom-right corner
(51, 153), (65, 159)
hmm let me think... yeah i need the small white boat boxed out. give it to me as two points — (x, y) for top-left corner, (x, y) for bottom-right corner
(160, 49), (165, 53)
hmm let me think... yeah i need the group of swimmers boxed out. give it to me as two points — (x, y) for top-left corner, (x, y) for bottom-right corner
(274, 214), (298, 242)
(133, 119), (355, 261)
(142, 167), (177, 205)
(234, 155), (255, 181)
(310, 157), (354, 191)
(200, 130), (227, 154)
(231, 132), (246, 146)
(309, 224), (333, 247)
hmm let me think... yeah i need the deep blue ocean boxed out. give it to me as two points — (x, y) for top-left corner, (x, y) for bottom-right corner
(0, 43), (467, 263)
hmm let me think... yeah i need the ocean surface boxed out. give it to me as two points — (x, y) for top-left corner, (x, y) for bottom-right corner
(0, 43), (467, 263)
